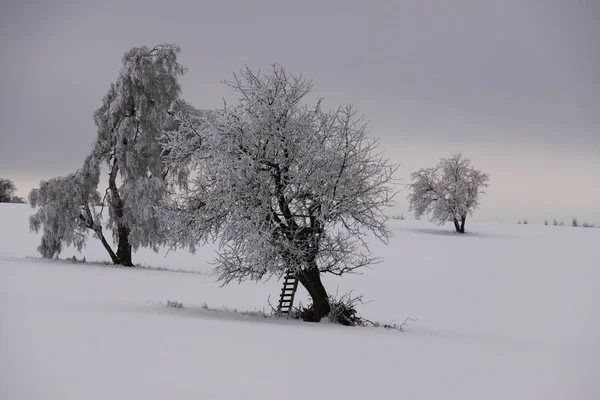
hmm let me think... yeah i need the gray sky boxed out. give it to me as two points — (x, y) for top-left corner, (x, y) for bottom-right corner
(1, 0), (599, 223)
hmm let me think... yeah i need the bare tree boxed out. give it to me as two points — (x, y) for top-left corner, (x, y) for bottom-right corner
(161, 65), (397, 322)
(408, 154), (489, 233)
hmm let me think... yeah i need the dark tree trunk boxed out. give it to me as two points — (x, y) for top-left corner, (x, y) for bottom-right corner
(453, 218), (460, 232)
(459, 216), (466, 234)
(296, 265), (331, 322)
(116, 224), (133, 266)
(107, 158), (134, 267)
(97, 230), (120, 264)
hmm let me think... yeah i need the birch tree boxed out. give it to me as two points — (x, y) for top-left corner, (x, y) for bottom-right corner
(408, 154), (489, 233)
(161, 65), (397, 322)
(29, 44), (185, 265)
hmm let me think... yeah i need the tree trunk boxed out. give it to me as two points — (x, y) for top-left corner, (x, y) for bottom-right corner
(296, 265), (331, 322)
(453, 218), (460, 232)
(116, 224), (133, 266)
(107, 158), (133, 266)
(97, 229), (120, 264)
(459, 216), (466, 234)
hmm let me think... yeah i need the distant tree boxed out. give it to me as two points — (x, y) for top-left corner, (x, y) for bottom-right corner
(523, 219), (528, 225)
(408, 154), (489, 233)
(582, 222), (590, 228)
(0, 178), (17, 202)
(0, 179), (27, 203)
(559, 220), (565, 226)
(553, 219), (558, 226)
(572, 218), (579, 227)
(544, 220), (548, 225)
(517, 220), (522, 224)
(161, 65), (397, 322)
(29, 44), (186, 265)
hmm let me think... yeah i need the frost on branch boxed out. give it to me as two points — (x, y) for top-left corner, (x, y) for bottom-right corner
(29, 44), (186, 264)
(408, 154), (489, 233)
(161, 64), (398, 322)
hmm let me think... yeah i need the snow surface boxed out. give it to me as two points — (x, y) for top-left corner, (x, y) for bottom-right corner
(1, 203), (599, 399)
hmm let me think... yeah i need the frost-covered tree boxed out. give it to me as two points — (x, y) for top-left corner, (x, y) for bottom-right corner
(0, 178), (17, 202)
(0, 178), (26, 203)
(161, 65), (397, 322)
(29, 155), (108, 259)
(29, 44), (186, 265)
(408, 154), (489, 233)
(572, 218), (579, 227)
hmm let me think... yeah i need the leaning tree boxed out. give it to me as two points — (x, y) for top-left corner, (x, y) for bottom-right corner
(29, 44), (186, 265)
(408, 153), (489, 233)
(161, 65), (397, 322)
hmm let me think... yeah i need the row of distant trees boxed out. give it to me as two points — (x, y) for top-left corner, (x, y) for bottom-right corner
(517, 219), (596, 227)
(0, 178), (25, 203)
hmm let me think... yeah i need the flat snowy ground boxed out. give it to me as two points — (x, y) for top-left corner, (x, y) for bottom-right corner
(1, 204), (598, 399)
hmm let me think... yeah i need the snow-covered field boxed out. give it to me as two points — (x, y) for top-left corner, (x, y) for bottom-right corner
(1, 203), (598, 399)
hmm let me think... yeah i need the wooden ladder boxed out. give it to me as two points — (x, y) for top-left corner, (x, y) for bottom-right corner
(277, 271), (299, 315)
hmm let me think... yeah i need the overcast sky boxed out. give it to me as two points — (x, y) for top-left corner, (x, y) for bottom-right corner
(1, 0), (598, 223)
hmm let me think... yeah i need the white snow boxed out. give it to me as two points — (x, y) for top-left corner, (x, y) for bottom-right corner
(1, 203), (599, 399)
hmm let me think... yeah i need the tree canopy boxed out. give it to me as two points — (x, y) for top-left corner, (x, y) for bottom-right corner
(161, 65), (397, 321)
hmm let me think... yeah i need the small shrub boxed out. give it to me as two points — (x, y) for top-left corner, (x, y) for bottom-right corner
(166, 300), (184, 309)
(289, 291), (366, 326)
(328, 292), (364, 326)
